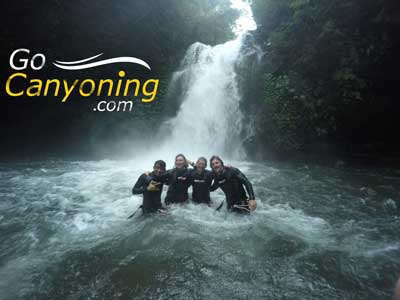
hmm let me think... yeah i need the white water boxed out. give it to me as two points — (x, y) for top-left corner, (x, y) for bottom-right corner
(2, 159), (399, 300)
(162, 40), (244, 159)
(158, 0), (256, 160)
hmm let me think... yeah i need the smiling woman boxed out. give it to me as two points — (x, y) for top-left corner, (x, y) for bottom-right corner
(5, 70), (159, 103)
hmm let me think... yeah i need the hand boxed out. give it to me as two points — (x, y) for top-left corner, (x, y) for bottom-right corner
(248, 200), (257, 211)
(158, 208), (168, 214)
(147, 181), (161, 192)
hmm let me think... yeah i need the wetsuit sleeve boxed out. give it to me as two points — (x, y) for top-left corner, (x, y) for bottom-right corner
(209, 173), (219, 191)
(158, 171), (170, 184)
(234, 168), (255, 200)
(132, 174), (146, 194)
(187, 169), (194, 186)
(210, 179), (219, 191)
(163, 170), (173, 185)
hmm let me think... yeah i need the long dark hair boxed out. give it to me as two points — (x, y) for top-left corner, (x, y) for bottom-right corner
(197, 157), (207, 167)
(154, 160), (166, 171)
(210, 155), (224, 167)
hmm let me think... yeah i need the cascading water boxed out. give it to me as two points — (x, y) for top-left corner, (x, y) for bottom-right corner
(160, 0), (257, 160)
(162, 40), (244, 158)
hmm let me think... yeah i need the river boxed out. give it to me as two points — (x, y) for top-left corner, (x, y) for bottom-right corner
(0, 159), (399, 299)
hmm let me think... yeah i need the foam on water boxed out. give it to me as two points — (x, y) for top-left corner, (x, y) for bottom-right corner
(1, 159), (399, 299)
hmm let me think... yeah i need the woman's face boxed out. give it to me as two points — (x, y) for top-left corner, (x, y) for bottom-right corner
(196, 159), (206, 173)
(175, 156), (186, 169)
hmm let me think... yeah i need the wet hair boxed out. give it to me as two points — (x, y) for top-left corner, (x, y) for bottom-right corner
(197, 157), (207, 167)
(154, 160), (166, 171)
(210, 155), (224, 167)
(175, 153), (188, 167)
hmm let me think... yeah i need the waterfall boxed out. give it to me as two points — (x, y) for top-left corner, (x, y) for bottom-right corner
(160, 0), (257, 161)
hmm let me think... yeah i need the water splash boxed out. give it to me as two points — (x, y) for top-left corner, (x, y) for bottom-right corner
(159, 0), (257, 160)
(230, 0), (257, 35)
(162, 39), (245, 159)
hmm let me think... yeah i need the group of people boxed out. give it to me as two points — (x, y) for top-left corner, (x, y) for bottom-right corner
(131, 154), (256, 215)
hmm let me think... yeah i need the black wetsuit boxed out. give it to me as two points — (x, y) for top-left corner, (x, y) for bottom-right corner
(213, 167), (255, 212)
(164, 167), (191, 205)
(132, 172), (164, 214)
(188, 169), (215, 205)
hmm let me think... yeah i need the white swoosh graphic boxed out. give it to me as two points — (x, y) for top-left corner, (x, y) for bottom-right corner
(55, 53), (104, 65)
(53, 57), (151, 70)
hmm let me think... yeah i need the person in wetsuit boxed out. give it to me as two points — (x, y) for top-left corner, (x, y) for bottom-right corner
(132, 160), (167, 214)
(210, 155), (257, 213)
(164, 154), (192, 205)
(188, 157), (216, 205)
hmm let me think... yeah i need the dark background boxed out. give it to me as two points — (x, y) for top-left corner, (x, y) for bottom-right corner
(1, 0), (400, 164)
(0, 0), (237, 159)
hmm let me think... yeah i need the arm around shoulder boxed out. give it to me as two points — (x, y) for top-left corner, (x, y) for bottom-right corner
(235, 168), (255, 200)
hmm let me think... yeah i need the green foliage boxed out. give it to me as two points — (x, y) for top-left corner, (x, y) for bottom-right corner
(249, 0), (395, 155)
(258, 72), (335, 152)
